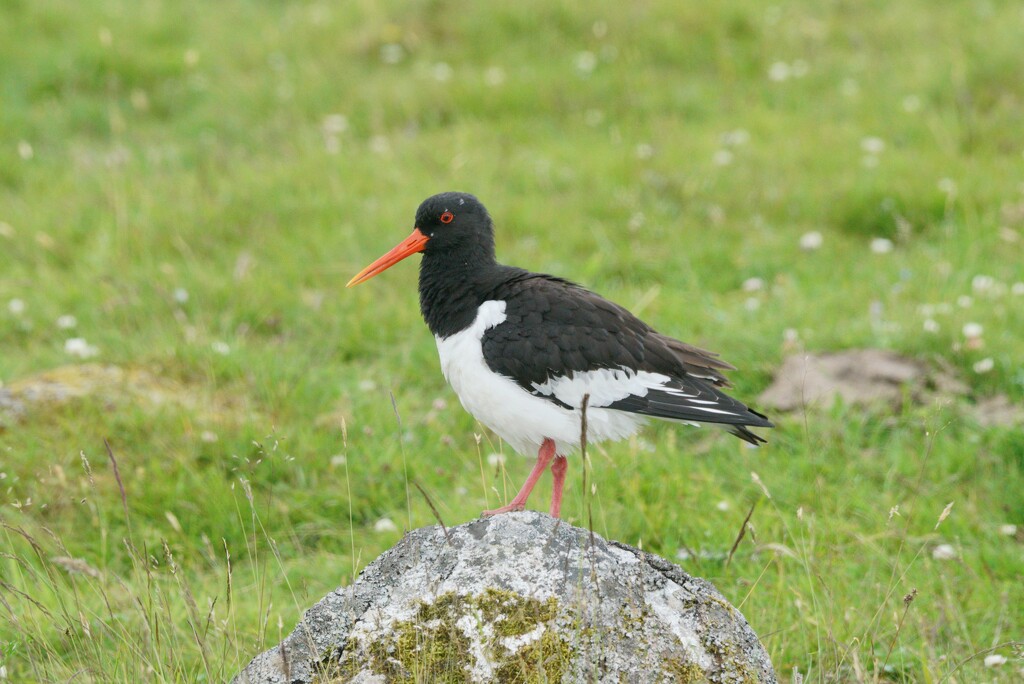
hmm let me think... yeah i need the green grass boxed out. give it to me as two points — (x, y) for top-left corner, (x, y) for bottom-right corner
(1, 0), (1022, 681)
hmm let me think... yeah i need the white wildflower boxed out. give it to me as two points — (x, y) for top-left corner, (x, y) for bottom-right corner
(972, 358), (994, 374)
(799, 231), (823, 250)
(712, 149), (733, 166)
(971, 275), (994, 292)
(983, 654), (1007, 668)
(721, 129), (750, 146)
(64, 338), (99, 359)
(742, 277), (765, 292)
(767, 61), (790, 82)
(962, 322), (983, 339)
(574, 51), (597, 73)
(870, 237), (893, 254)
(860, 137), (886, 154)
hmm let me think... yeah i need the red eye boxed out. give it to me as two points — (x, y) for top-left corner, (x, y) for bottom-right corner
(440, 211), (454, 224)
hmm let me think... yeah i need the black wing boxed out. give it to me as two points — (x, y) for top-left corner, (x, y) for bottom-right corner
(480, 273), (772, 442)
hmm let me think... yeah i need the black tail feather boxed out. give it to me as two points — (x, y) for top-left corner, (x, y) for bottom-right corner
(729, 424), (769, 446)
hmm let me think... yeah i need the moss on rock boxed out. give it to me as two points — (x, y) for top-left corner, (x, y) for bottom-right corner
(663, 657), (711, 683)
(315, 588), (571, 683)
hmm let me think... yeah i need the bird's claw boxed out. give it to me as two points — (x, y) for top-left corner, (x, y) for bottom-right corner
(481, 502), (526, 516)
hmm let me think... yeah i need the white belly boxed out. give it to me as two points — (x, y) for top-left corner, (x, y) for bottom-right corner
(434, 301), (645, 456)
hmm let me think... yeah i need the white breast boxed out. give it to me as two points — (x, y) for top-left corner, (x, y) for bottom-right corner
(435, 300), (645, 456)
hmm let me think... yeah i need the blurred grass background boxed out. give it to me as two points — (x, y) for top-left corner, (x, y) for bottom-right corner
(1, 0), (1022, 681)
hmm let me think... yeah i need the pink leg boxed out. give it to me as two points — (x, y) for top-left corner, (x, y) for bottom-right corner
(483, 438), (557, 516)
(549, 455), (568, 518)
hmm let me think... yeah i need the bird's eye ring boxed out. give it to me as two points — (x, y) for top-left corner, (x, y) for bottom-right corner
(440, 211), (454, 224)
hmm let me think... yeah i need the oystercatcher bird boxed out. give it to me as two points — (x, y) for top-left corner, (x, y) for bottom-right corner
(348, 192), (772, 517)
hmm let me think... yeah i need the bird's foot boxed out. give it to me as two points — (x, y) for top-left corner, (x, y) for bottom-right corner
(481, 502), (526, 516)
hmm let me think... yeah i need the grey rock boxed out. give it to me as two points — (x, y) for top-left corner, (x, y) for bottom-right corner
(758, 349), (969, 411)
(0, 387), (25, 427)
(972, 394), (1024, 427)
(0, 363), (240, 426)
(234, 511), (776, 683)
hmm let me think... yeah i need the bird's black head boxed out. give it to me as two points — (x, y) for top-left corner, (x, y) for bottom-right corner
(346, 191), (496, 288)
(414, 192), (494, 257)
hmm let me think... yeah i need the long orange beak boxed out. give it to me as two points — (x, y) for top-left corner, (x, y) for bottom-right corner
(346, 228), (429, 287)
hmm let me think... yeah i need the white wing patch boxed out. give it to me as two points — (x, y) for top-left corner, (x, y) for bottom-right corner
(531, 367), (745, 418)
(531, 368), (695, 409)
